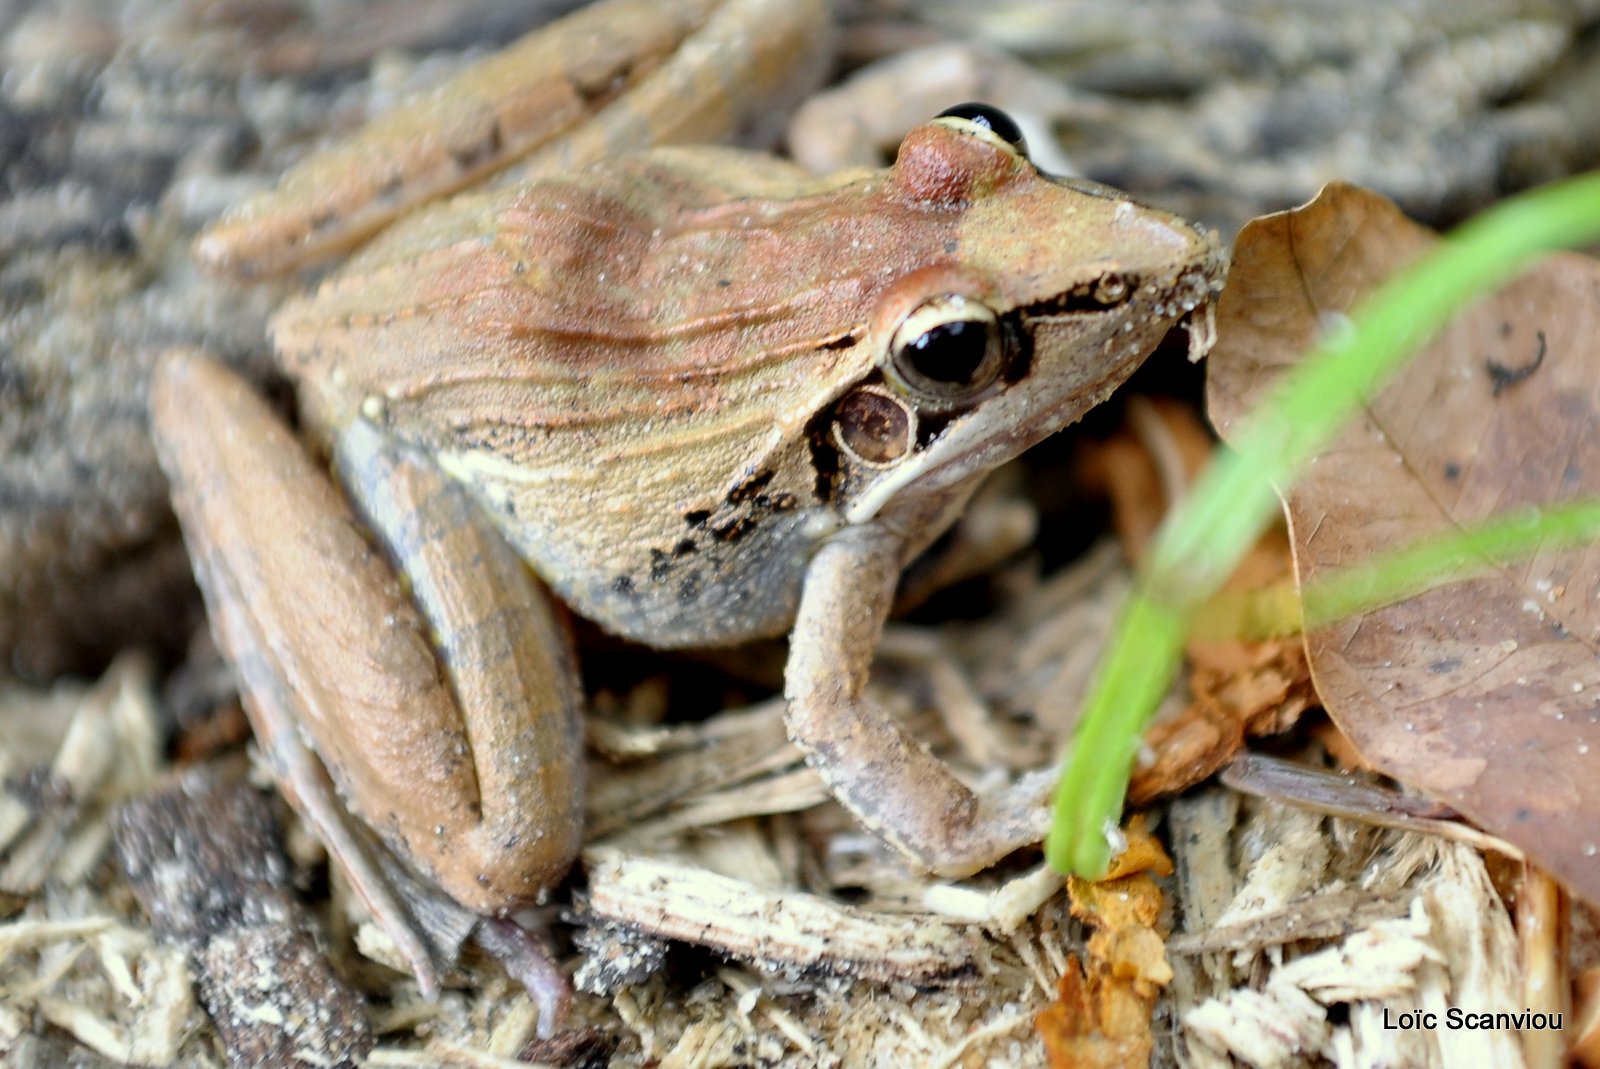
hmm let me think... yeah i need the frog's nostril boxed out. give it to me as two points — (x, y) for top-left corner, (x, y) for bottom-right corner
(1093, 275), (1131, 307)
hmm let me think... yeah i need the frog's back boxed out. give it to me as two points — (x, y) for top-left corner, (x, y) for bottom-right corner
(273, 147), (954, 646)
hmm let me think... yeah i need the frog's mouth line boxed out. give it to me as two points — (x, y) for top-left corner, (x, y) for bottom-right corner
(844, 298), (1216, 528)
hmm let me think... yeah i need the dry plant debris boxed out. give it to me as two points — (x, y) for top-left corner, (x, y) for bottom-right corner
(112, 770), (372, 1068)
(1182, 836), (1523, 1068)
(0, 657), (198, 1065)
(581, 847), (984, 986)
(0, 531), (1143, 1067)
(1037, 816), (1173, 1068)
(1165, 789), (1543, 1068)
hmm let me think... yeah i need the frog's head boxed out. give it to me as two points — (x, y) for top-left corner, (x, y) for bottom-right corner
(824, 104), (1227, 530)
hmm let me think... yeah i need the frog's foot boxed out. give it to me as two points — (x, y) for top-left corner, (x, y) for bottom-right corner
(367, 850), (571, 1035)
(218, 620), (571, 1026)
(966, 767), (1059, 859)
(325, 789), (573, 1034)
(254, 670), (472, 998)
(290, 750), (572, 1033)
(798, 715), (1059, 878)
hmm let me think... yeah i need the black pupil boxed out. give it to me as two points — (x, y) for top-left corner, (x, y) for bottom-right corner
(934, 102), (1025, 148)
(906, 320), (990, 385)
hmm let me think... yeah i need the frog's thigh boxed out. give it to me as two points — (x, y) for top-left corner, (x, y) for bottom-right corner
(785, 526), (1053, 878)
(149, 353), (582, 919)
(331, 413), (585, 910)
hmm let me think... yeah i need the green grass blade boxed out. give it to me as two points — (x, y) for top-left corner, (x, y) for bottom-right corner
(1193, 500), (1600, 641)
(1300, 500), (1600, 630)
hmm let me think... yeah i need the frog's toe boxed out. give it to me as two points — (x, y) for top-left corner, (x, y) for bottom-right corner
(475, 916), (572, 1037)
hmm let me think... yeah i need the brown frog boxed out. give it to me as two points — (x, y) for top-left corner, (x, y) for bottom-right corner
(151, 1), (1224, 1029)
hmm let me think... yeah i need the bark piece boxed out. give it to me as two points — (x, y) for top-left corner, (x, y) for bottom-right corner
(113, 768), (372, 1069)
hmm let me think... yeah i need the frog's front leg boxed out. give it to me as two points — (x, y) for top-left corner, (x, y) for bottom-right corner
(150, 352), (583, 1030)
(785, 525), (1056, 878)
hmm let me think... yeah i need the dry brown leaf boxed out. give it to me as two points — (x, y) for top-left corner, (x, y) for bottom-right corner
(1130, 632), (1314, 805)
(1098, 815), (1175, 884)
(1037, 958), (1152, 1069)
(1070, 873), (1163, 935)
(1077, 397), (1214, 561)
(1207, 181), (1600, 906)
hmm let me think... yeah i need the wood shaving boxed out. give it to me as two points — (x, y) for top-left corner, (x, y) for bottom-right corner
(1176, 799), (1528, 1069)
(581, 846), (986, 985)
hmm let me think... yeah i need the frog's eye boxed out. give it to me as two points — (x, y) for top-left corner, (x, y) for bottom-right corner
(934, 103), (1027, 155)
(887, 294), (1006, 405)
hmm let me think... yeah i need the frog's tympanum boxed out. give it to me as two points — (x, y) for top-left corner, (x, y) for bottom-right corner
(152, 79), (1225, 1028)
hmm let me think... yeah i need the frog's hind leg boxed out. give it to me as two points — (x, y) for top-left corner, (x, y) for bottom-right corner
(330, 405), (586, 1014)
(150, 351), (582, 1031)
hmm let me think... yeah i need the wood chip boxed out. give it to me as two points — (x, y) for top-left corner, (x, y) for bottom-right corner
(581, 846), (983, 985)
